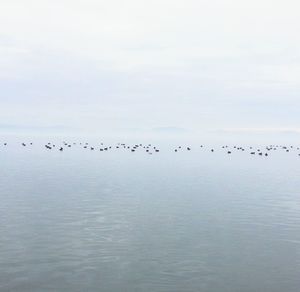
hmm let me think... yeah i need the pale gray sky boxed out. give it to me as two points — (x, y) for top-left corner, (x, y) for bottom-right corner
(1, 0), (300, 137)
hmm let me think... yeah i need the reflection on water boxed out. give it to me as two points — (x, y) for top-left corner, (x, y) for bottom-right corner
(0, 142), (300, 292)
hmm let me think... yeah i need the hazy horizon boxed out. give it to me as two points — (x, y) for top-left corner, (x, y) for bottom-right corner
(1, 0), (300, 139)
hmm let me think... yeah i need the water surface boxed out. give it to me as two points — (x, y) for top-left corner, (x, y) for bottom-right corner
(1, 141), (300, 291)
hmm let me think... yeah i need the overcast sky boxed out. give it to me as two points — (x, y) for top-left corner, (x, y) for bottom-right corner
(1, 0), (300, 137)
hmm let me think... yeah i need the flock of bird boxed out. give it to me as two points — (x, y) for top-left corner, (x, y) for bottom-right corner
(2, 142), (300, 157)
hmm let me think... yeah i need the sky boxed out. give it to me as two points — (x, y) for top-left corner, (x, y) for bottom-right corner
(1, 0), (300, 139)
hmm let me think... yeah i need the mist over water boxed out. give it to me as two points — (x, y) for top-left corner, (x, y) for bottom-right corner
(2, 0), (300, 290)
(1, 137), (300, 292)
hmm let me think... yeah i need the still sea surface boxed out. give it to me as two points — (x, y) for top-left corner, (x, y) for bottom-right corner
(1, 139), (300, 292)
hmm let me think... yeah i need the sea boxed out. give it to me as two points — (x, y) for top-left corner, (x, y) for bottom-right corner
(1, 137), (300, 292)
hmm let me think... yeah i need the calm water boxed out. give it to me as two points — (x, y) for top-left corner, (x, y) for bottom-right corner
(1, 141), (300, 291)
